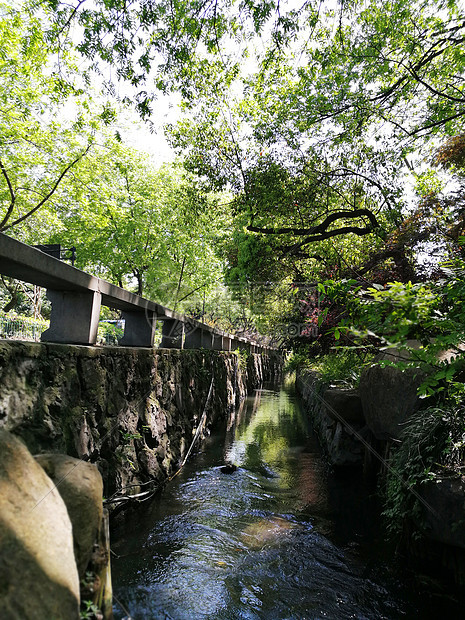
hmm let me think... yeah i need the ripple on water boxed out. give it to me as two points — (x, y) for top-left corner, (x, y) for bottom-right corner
(113, 389), (460, 620)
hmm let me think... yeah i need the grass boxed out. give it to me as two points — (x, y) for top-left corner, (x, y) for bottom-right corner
(286, 347), (374, 388)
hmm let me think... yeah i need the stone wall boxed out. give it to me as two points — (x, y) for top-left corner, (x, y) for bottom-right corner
(296, 362), (465, 587)
(295, 368), (365, 467)
(0, 341), (282, 500)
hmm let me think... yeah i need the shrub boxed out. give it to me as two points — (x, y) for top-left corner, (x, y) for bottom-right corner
(310, 348), (373, 388)
(383, 404), (465, 537)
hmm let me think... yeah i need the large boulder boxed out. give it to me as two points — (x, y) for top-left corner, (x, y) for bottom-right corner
(323, 388), (365, 424)
(359, 364), (425, 440)
(0, 431), (80, 619)
(35, 454), (103, 578)
(418, 477), (465, 550)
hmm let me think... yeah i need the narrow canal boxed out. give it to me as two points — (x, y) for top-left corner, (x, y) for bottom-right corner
(112, 387), (461, 619)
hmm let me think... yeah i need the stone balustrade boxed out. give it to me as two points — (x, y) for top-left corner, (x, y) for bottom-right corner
(0, 234), (274, 353)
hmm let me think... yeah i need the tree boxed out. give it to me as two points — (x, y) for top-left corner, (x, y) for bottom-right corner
(0, 2), (109, 237)
(40, 0), (300, 116)
(164, 0), (465, 284)
(36, 1), (465, 287)
(46, 0), (463, 130)
(0, 4), (234, 320)
(47, 139), (228, 308)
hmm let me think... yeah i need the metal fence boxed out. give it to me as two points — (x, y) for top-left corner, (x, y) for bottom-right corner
(0, 315), (126, 345)
(0, 316), (192, 348)
(0, 313), (49, 342)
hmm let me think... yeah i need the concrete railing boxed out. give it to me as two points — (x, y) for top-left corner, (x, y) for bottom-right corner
(0, 234), (274, 353)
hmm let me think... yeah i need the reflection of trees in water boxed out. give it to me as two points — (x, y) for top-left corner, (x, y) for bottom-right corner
(229, 390), (311, 488)
(224, 389), (381, 544)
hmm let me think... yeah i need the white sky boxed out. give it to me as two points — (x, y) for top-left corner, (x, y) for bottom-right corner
(120, 96), (179, 165)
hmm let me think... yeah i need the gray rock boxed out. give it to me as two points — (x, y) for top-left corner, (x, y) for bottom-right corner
(0, 430), (80, 619)
(359, 364), (425, 440)
(324, 388), (365, 424)
(35, 454), (103, 578)
(419, 477), (465, 550)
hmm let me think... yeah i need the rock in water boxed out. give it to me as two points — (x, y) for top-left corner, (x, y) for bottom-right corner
(241, 516), (300, 549)
(35, 454), (103, 578)
(220, 464), (237, 474)
(0, 430), (80, 619)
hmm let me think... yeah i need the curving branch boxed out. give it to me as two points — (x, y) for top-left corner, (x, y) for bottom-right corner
(1, 144), (92, 232)
(283, 225), (376, 255)
(0, 158), (16, 230)
(247, 208), (379, 238)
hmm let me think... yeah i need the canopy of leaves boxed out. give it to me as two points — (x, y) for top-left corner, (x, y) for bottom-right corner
(1, 0), (460, 344)
(163, 0), (465, 285)
(51, 141), (228, 306)
(0, 2), (113, 237)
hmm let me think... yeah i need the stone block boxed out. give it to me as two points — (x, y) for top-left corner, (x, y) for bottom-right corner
(184, 324), (202, 348)
(160, 319), (184, 349)
(419, 477), (465, 550)
(119, 310), (156, 347)
(0, 431), (80, 619)
(323, 388), (365, 424)
(35, 454), (103, 578)
(212, 333), (223, 351)
(201, 329), (214, 349)
(359, 364), (425, 440)
(41, 289), (101, 345)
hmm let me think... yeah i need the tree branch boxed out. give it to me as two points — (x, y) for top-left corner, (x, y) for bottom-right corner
(282, 224), (376, 255)
(0, 158), (16, 230)
(2, 144), (92, 232)
(247, 208), (379, 236)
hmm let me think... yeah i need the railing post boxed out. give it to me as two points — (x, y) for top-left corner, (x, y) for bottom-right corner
(160, 319), (185, 349)
(184, 321), (202, 349)
(41, 290), (102, 345)
(239, 338), (250, 353)
(119, 310), (156, 347)
(201, 329), (214, 349)
(212, 332), (223, 351)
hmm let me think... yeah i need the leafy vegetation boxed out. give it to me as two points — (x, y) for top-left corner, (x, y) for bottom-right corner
(233, 347), (250, 371)
(2, 0), (464, 344)
(0, 0), (464, 575)
(79, 599), (102, 620)
(310, 350), (374, 389)
(383, 404), (465, 537)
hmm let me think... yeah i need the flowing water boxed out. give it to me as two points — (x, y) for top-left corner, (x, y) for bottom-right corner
(112, 387), (461, 619)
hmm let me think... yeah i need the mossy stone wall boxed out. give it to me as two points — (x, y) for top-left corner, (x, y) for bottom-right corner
(0, 341), (282, 498)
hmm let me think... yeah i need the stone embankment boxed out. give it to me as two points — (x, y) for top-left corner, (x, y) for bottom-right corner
(0, 341), (281, 500)
(296, 347), (427, 467)
(296, 352), (465, 585)
(0, 341), (282, 618)
(295, 369), (365, 467)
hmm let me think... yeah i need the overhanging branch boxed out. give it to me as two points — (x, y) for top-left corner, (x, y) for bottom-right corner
(283, 225), (376, 255)
(247, 208), (379, 237)
(0, 159), (16, 230)
(1, 144), (92, 232)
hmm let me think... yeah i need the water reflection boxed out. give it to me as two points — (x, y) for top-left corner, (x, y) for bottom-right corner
(112, 388), (460, 619)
